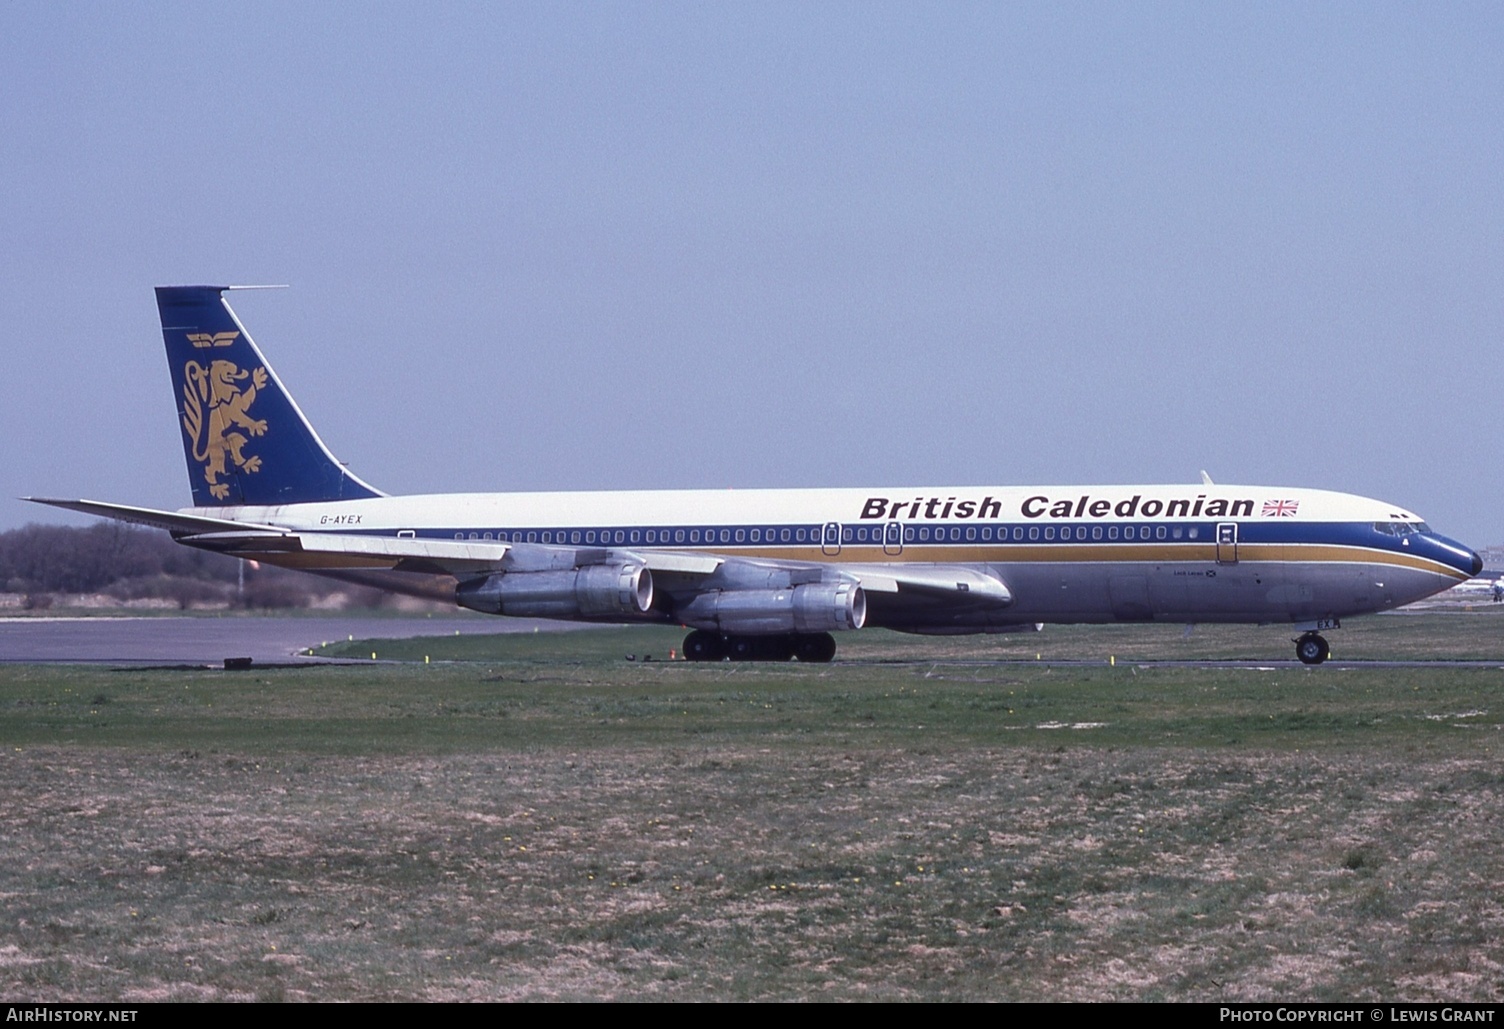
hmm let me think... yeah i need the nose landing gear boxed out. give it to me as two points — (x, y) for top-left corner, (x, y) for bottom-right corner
(1294, 632), (1330, 665)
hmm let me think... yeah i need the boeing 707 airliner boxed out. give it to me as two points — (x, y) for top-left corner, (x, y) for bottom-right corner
(29, 286), (1483, 664)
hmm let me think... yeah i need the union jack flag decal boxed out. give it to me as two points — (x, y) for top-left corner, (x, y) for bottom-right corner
(1262, 499), (1299, 517)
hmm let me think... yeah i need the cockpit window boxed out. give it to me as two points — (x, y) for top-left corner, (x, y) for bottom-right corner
(1375, 521), (1428, 537)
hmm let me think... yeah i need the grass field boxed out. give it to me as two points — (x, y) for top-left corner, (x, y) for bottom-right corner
(2, 611), (1503, 1000)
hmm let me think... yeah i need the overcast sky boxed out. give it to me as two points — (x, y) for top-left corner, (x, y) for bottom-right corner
(4, 2), (1501, 545)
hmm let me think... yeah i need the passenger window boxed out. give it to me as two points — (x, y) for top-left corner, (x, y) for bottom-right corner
(967, 527), (976, 541)
(1156, 526), (1166, 540)
(1172, 527), (1183, 539)
(1045, 527), (1054, 540)
(1028, 527), (1038, 541)
(1092, 526), (1102, 540)
(735, 529), (745, 542)
(614, 531), (624, 544)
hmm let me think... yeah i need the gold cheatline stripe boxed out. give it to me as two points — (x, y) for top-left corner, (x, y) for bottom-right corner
(678, 543), (1467, 579)
(258, 537), (1468, 581)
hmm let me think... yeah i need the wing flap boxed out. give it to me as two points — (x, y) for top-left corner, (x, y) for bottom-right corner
(181, 531), (513, 574)
(638, 551), (723, 575)
(841, 563), (1013, 606)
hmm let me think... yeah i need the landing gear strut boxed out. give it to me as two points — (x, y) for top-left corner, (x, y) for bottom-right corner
(682, 630), (837, 663)
(1294, 632), (1330, 665)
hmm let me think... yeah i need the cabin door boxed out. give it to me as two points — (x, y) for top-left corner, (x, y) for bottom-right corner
(1216, 522), (1239, 564)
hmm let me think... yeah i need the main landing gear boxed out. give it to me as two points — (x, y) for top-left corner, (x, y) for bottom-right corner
(1294, 632), (1330, 665)
(682, 629), (838, 663)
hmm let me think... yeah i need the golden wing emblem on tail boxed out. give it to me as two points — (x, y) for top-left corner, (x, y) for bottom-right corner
(187, 332), (239, 349)
(182, 358), (267, 501)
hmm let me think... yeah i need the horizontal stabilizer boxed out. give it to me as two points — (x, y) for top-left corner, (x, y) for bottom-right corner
(24, 498), (289, 536)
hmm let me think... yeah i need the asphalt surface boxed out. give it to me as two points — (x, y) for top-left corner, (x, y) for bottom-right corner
(3, 616), (1499, 669)
(0, 615), (589, 665)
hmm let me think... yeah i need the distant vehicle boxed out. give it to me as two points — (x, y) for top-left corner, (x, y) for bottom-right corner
(30, 286), (1483, 664)
(1449, 574), (1504, 600)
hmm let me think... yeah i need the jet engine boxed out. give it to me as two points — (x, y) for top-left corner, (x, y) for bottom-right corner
(455, 563), (653, 619)
(677, 582), (866, 635)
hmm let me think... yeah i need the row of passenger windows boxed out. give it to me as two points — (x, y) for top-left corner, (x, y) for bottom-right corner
(452, 523), (1205, 544)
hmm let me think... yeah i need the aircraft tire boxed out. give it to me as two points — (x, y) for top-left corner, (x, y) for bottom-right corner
(726, 636), (759, 661)
(1295, 633), (1330, 665)
(683, 629), (726, 662)
(793, 632), (837, 663)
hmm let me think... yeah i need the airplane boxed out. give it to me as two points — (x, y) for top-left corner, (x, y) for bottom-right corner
(28, 285), (1483, 665)
(1447, 573), (1504, 600)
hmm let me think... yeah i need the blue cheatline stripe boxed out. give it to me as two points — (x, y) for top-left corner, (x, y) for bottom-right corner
(290, 519), (1470, 578)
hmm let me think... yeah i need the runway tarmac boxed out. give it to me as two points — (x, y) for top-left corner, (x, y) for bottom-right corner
(4, 616), (1499, 669)
(0, 614), (589, 665)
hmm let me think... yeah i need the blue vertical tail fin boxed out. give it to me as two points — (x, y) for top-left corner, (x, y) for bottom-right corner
(156, 286), (383, 507)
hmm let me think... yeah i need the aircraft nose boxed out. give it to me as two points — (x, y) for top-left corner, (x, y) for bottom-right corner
(1473, 551), (1485, 577)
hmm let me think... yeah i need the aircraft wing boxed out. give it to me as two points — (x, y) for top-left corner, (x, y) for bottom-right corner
(24, 498), (1009, 610)
(25, 498), (730, 580)
(183, 530), (514, 575)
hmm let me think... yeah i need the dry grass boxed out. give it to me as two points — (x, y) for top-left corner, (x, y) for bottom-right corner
(3, 619), (1504, 1000)
(4, 739), (1504, 999)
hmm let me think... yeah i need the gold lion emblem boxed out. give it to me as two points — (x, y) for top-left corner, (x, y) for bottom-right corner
(183, 359), (268, 500)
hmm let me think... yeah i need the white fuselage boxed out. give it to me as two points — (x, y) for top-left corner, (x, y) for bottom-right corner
(189, 482), (1478, 632)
